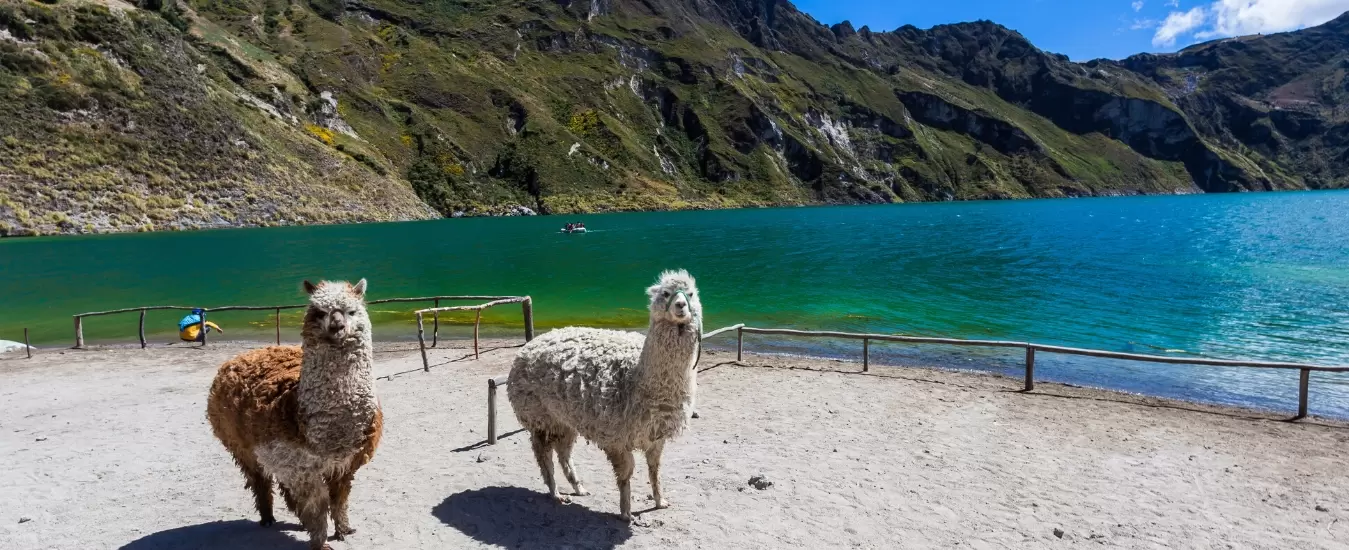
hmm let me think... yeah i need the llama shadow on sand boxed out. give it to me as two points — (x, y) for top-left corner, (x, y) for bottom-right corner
(433, 486), (633, 550)
(119, 520), (305, 550)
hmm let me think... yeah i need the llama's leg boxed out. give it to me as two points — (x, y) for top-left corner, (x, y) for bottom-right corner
(278, 482), (299, 516)
(690, 368), (700, 419)
(293, 479), (333, 550)
(604, 447), (639, 524)
(530, 430), (564, 504)
(644, 440), (669, 509)
(554, 429), (589, 497)
(328, 471), (357, 539)
(240, 462), (276, 527)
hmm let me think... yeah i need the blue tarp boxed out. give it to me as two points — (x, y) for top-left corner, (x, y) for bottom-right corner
(178, 311), (205, 331)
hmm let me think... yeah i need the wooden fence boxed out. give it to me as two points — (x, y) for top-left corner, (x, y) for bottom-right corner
(480, 323), (1348, 443)
(716, 325), (1349, 420)
(414, 296), (534, 371)
(71, 295), (533, 349)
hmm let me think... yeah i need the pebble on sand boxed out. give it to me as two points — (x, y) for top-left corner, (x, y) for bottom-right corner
(749, 475), (773, 490)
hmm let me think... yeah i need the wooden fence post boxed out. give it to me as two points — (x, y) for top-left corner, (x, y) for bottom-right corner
(473, 309), (482, 360)
(522, 297), (534, 342)
(274, 308), (281, 345)
(416, 312), (430, 372)
(74, 316), (83, 349)
(487, 378), (499, 444)
(25, 328), (31, 359)
(1024, 346), (1036, 391)
(432, 298), (439, 348)
(138, 309), (147, 349)
(862, 338), (869, 372)
(736, 326), (743, 361)
(199, 310), (208, 347)
(1297, 368), (1310, 419)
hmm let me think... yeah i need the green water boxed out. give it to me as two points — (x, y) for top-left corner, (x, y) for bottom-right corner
(4, 192), (1349, 415)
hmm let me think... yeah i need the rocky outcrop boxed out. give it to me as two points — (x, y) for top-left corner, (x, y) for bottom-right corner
(896, 91), (1039, 156)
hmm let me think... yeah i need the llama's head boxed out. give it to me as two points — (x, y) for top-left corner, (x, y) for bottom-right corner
(301, 278), (371, 346)
(646, 269), (701, 328)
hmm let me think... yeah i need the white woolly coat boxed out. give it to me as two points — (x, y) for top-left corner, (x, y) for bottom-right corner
(507, 322), (700, 452)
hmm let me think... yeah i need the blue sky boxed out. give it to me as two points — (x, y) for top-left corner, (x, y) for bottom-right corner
(791, 0), (1349, 61)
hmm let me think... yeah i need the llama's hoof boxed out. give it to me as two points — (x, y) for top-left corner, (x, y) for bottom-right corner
(332, 525), (356, 540)
(625, 514), (652, 527)
(572, 487), (591, 497)
(258, 517), (277, 528)
(552, 495), (573, 505)
(653, 498), (670, 509)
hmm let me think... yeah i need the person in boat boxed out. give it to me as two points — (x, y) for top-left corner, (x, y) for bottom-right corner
(565, 223), (574, 232)
(178, 308), (223, 342)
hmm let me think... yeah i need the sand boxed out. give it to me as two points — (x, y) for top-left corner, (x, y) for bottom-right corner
(1, 339), (1347, 549)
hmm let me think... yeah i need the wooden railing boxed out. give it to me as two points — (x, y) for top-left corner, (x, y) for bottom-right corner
(710, 325), (1349, 420)
(479, 323), (1348, 442)
(414, 296), (533, 371)
(71, 295), (534, 349)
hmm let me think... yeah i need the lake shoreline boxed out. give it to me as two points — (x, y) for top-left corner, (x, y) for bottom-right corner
(0, 188), (1225, 239)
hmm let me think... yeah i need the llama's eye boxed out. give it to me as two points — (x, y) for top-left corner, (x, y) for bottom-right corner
(662, 291), (670, 298)
(314, 310), (327, 317)
(347, 310), (356, 316)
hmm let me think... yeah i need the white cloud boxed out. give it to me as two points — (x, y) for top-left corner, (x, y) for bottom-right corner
(1133, 0), (1146, 11)
(1166, 0), (1179, 6)
(1200, 0), (1349, 38)
(1152, 0), (1349, 48)
(1131, 18), (1160, 29)
(1153, 6), (1207, 46)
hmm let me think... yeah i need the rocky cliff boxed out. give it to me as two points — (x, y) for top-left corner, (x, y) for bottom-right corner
(1, 0), (1344, 235)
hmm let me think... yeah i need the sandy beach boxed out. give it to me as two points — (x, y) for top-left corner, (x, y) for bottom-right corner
(1, 339), (1346, 549)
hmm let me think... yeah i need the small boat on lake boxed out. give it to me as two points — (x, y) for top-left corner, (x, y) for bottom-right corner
(561, 223), (588, 234)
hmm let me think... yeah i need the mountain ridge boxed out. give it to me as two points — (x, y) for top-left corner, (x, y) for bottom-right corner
(0, 0), (1344, 236)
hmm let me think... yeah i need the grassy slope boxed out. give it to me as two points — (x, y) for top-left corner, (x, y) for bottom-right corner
(0, 0), (1326, 236)
(0, 0), (434, 236)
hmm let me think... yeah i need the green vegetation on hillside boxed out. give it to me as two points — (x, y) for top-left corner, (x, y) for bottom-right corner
(1, 0), (1343, 236)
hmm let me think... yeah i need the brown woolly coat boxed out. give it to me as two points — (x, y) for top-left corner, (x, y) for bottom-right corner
(206, 346), (382, 481)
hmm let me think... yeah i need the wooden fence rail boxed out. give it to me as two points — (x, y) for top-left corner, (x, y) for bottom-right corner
(72, 295), (528, 349)
(704, 325), (1349, 420)
(414, 297), (534, 372)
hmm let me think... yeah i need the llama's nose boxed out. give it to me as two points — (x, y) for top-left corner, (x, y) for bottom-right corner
(329, 311), (347, 332)
(673, 298), (688, 312)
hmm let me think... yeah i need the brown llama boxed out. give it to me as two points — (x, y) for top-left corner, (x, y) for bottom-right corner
(206, 279), (382, 550)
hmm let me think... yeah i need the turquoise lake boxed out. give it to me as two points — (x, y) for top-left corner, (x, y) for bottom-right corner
(3, 191), (1348, 416)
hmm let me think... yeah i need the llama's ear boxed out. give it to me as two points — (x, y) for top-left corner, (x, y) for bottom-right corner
(303, 280), (318, 295)
(646, 282), (663, 300)
(352, 278), (368, 298)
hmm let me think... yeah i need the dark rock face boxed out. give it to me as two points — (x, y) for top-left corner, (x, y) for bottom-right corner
(1117, 12), (1349, 190)
(896, 91), (1040, 156)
